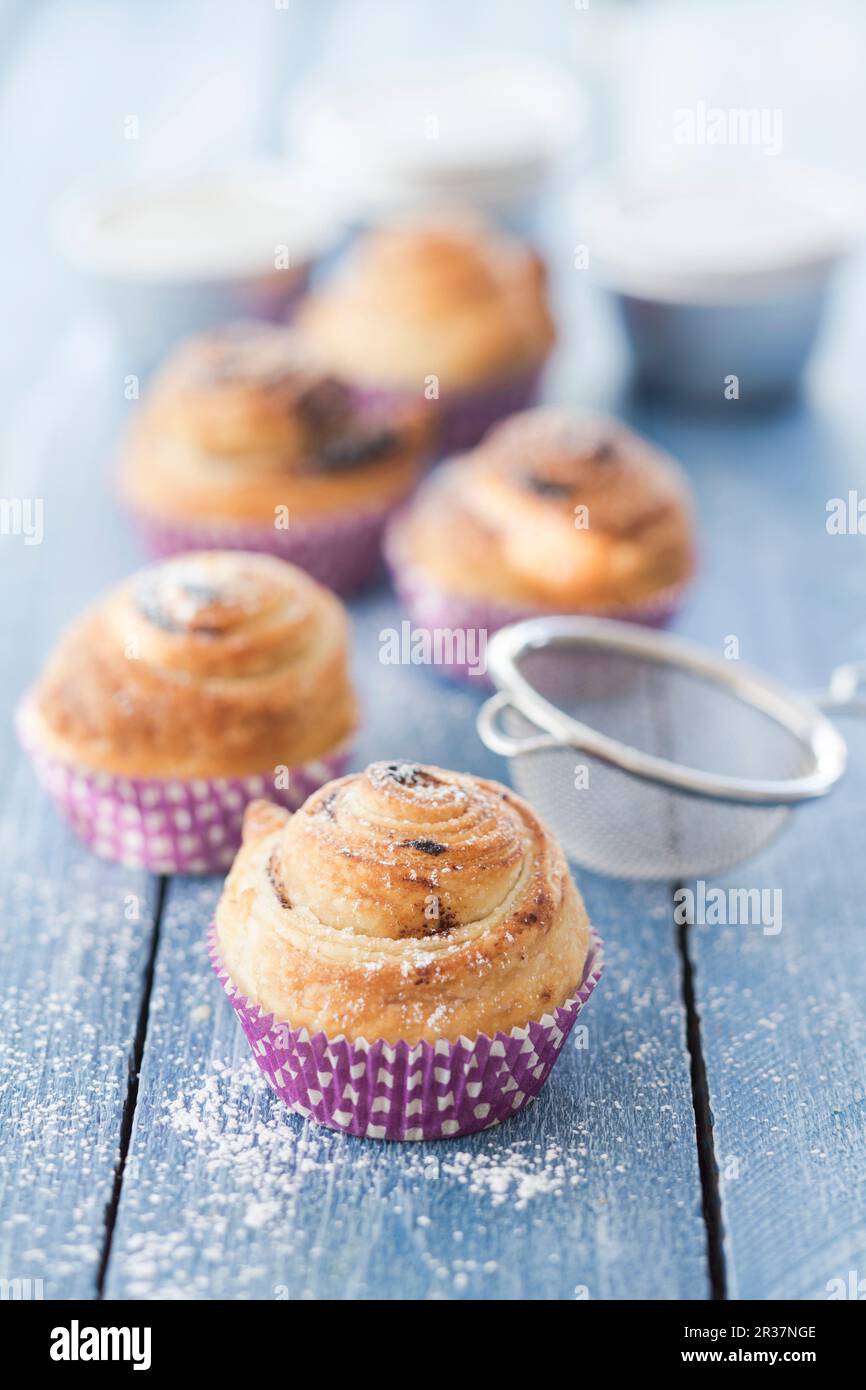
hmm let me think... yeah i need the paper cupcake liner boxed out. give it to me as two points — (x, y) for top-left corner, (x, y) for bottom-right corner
(437, 363), (546, 454)
(17, 707), (351, 874)
(210, 925), (603, 1141)
(357, 362), (545, 458)
(248, 265), (311, 324)
(385, 531), (689, 684)
(128, 498), (399, 596)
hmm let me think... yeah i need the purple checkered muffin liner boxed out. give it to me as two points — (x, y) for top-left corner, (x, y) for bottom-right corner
(358, 361), (545, 458)
(280, 268), (312, 324)
(385, 528), (690, 683)
(209, 924), (604, 1141)
(17, 705), (351, 874)
(128, 497), (399, 596)
(246, 266), (311, 324)
(436, 363), (545, 455)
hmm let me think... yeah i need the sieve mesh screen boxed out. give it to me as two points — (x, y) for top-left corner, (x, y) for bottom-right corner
(504, 643), (813, 879)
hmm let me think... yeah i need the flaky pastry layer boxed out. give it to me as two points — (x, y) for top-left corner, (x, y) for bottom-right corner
(392, 407), (696, 608)
(298, 219), (555, 389)
(216, 761), (591, 1044)
(24, 551), (357, 778)
(121, 321), (429, 525)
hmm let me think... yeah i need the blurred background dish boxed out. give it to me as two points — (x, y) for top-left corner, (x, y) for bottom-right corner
(285, 57), (585, 234)
(57, 163), (340, 367)
(578, 167), (865, 400)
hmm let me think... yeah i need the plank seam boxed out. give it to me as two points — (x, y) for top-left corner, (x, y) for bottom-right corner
(95, 875), (168, 1299)
(675, 900), (728, 1300)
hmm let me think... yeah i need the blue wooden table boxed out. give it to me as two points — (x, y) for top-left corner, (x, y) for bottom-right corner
(1, 0), (865, 1301)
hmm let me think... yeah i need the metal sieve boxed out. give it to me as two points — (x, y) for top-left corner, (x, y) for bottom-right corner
(477, 616), (863, 880)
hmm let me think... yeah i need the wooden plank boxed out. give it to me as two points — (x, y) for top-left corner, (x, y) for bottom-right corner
(0, 334), (160, 1299)
(22, 0), (866, 1304)
(0, 0), (318, 1297)
(104, 595), (708, 1301)
(629, 311), (866, 1299)
(0, 801), (160, 1300)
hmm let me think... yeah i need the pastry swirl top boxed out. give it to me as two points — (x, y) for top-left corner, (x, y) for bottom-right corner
(297, 219), (555, 388)
(24, 551), (356, 778)
(121, 321), (428, 524)
(215, 761), (591, 1044)
(391, 407), (696, 608)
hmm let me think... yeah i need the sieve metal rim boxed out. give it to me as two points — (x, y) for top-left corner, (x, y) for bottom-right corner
(479, 616), (848, 807)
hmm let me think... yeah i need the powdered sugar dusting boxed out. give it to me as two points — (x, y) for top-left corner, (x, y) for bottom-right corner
(112, 1047), (601, 1297)
(0, 862), (150, 1297)
(101, 857), (701, 1299)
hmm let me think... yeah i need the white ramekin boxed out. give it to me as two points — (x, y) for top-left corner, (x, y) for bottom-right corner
(285, 61), (585, 233)
(57, 164), (340, 366)
(576, 166), (865, 400)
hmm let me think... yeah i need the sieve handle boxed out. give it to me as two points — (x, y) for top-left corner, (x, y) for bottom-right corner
(813, 660), (866, 715)
(477, 691), (562, 757)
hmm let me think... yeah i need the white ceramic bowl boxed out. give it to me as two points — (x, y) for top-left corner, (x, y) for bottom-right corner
(577, 167), (865, 400)
(58, 165), (339, 366)
(286, 61), (585, 233)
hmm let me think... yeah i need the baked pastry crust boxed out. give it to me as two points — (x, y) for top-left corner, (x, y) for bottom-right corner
(297, 218), (555, 389)
(215, 761), (591, 1044)
(393, 407), (696, 609)
(23, 551), (357, 778)
(121, 321), (428, 525)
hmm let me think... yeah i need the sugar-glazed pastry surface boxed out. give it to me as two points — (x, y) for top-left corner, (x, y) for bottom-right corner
(121, 322), (429, 591)
(296, 218), (554, 454)
(18, 551), (357, 873)
(23, 550), (356, 779)
(216, 760), (591, 1046)
(389, 407), (696, 612)
(297, 219), (555, 391)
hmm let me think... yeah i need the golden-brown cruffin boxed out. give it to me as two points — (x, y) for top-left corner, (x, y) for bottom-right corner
(296, 217), (555, 390)
(21, 551), (357, 779)
(215, 760), (591, 1045)
(121, 321), (429, 526)
(389, 407), (696, 611)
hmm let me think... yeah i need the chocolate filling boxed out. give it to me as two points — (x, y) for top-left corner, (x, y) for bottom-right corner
(524, 440), (616, 499)
(400, 838), (447, 856)
(266, 851), (292, 909)
(314, 427), (399, 474)
(294, 375), (353, 433)
(134, 582), (225, 638)
(524, 476), (573, 498)
(373, 761), (437, 788)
